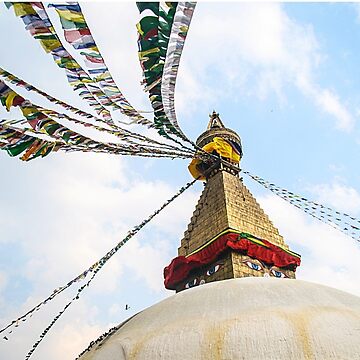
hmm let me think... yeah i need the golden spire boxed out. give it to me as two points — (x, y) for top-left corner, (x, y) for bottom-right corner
(163, 113), (300, 292)
(207, 110), (225, 129)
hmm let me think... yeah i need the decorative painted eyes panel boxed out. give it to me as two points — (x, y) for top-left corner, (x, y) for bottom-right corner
(244, 261), (263, 271)
(270, 268), (287, 278)
(242, 257), (288, 278)
(206, 264), (221, 276)
(185, 278), (199, 289)
(183, 262), (223, 290)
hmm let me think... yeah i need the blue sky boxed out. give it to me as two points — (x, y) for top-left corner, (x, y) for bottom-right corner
(1, 2), (360, 359)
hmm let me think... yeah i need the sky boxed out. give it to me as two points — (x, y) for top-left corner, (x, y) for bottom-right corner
(1, 1), (360, 359)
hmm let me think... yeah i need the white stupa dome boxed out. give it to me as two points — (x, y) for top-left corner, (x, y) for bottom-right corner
(78, 278), (360, 360)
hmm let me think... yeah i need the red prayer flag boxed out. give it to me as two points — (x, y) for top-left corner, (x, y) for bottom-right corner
(64, 28), (91, 43)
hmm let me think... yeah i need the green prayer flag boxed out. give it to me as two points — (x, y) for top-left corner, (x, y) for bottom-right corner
(59, 18), (87, 30)
(44, 123), (61, 135)
(138, 16), (159, 35)
(6, 138), (35, 157)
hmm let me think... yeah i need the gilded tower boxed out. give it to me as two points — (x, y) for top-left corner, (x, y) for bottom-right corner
(164, 112), (300, 291)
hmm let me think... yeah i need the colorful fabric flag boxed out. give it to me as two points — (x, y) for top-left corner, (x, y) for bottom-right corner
(6, 2), (114, 124)
(136, 2), (196, 145)
(162, 2), (196, 139)
(1, 78), (194, 161)
(0, 122), (61, 161)
(48, 2), (153, 127)
(0, 67), (102, 123)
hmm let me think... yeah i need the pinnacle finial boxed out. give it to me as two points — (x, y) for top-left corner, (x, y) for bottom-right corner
(209, 110), (219, 119)
(207, 110), (224, 130)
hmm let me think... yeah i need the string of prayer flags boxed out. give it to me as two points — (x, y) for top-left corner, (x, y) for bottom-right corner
(67, 146), (193, 159)
(0, 118), (194, 161)
(6, 2), (197, 151)
(75, 325), (121, 360)
(33, 104), (195, 155)
(161, 2), (196, 138)
(0, 81), (194, 160)
(0, 80), (99, 145)
(136, 2), (194, 142)
(0, 67), (104, 124)
(0, 122), (61, 161)
(244, 171), (360, 243)
(5, 2), (114, 124)
(0, 69), (194, 154)
(48, 2), (153, 127)
(1, 177), (197, 359)
(0, 119), (194, 161)
(0, 122), (193, 162)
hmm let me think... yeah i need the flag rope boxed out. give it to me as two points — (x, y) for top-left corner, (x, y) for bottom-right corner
(243, 171), (360, 243)
(0, 177), (198, 359)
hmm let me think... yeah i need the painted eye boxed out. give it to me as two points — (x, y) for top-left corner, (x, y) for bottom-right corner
(206, 264), (221, 276)
(185, 278), (198, 288)
(271, 269), (286, 278)
(245, 261), (262, 271)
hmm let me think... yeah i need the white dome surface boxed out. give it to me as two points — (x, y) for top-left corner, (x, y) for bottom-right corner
(79, 278), (360, 360)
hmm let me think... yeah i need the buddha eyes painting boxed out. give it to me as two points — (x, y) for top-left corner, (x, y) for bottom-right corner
(182, 262), (224, 290)
(240, 256), (294, 279)
(179, 254), (295, 291)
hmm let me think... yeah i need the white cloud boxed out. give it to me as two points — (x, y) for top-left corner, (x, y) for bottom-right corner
(316, 89), (353, 131)
(0, 272), (7, 308)
(296, 79), (354, 131)
(116, 238), (170, 292)
(0, 298), (107, 360)
(0, 149), (199, 358)
(308, 181), (360, 214)
(353, 3), (360, 23)
(78, 2), (152, 114)
(257, 193), (360, 296)
(177, 3), (354, 131)
(0, 272), (7, 292)
(0, 151), (197, 293)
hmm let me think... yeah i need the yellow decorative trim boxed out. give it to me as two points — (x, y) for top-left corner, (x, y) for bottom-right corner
(186, 228), (301, 259)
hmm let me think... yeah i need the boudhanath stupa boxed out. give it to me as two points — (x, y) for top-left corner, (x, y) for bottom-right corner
(77, 113), (360, 359)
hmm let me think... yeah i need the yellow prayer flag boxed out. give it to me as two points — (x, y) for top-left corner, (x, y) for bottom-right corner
(88, 46), (99, 52)
(39, 39), (62, 53)
(5, 91), (18, 111)
(21, 107), (37, 117)
(138, 47), (160, 59)
(94, 72), (112, 81)
(13, 3), (37, 17)
(179, 25), (188, 33)
(65, 61), (81, 70)
(56, 9), (86, 23)
(104, 86), (118, 92)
